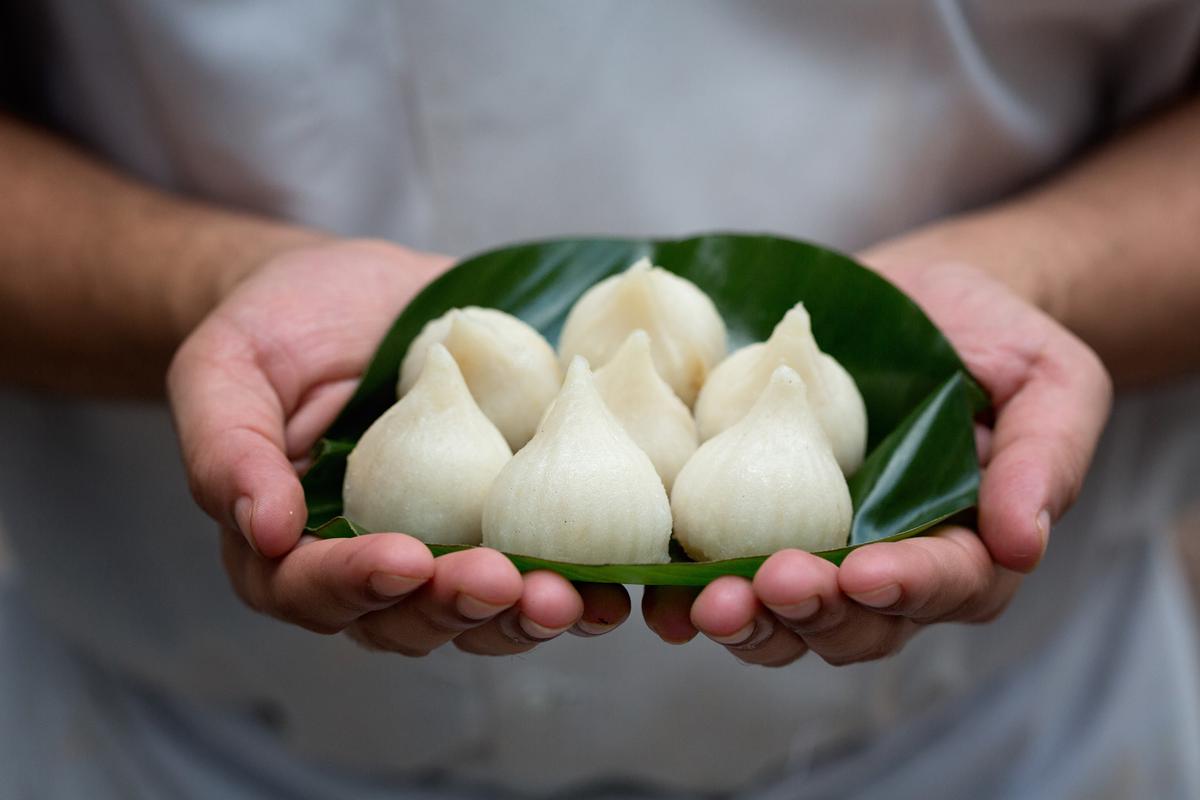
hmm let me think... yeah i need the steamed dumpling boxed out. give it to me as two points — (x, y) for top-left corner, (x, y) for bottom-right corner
(483, 357), (672, 565)
(694, 302), (867, 474)
(557, 258), (726, 407)
(593, 330), (698, 492)
(399, 306), (560, 450)
(672, 365), (852, 561)
(344, 344), (512, 544)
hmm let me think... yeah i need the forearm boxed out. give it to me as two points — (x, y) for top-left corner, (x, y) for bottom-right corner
(0, 114), (324, 395)
(865, 96), (1200, 386)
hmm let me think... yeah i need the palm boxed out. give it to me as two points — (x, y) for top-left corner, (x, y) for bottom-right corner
(882, 262), (1050, 417)
(170, 239), (626, 656)
(206, 241), (448, 463)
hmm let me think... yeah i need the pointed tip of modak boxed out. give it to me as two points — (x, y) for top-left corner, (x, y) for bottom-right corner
(537, 355), (608, 435)
(415, 342), (471, 395)
(755, 363), (809, 410)
(776, 302), (813, 335)
(563, 354), (594, 387)
(608, 328), (653, 365)
(595, 329), (673, 399)
(423, 341), (456, 370)
(626, 256), (653, 274)
(614, 260), (658, 314)
(446, 307), (489, 342)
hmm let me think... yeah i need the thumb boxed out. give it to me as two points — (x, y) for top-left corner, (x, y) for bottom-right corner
(168, 322), (305, 558)
(980, 333), (1112, 572)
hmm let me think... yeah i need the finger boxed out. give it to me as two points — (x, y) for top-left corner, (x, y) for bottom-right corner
(221, 529), (435, 632)
(284, 378), (359, 461)
(352, 548), (523, 657)
(642, 585), (701, 644)
(838, 527), (1020, 623)
(690, 577), (809, 667)
(169, 329), (304, 558)
(570, 582), (631, 637)
(752, 550), (915, 666)
(980, 334), (1112, 572)
(454, 570), (585, 655)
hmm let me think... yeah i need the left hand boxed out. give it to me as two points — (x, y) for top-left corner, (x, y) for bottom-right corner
(170, 238), (630, 656)
(642, 258), (1112, 666)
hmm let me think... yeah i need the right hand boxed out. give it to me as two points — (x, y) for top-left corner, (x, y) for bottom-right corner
(169, 239), (631, 655)
(643, 259), (1111, 667)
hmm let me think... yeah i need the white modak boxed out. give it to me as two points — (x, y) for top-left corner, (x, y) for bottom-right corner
(593, 329), (698, 493)
(557, 258), (726, 407)
(672, 365), (853, 561)
(482, 357), (673, 565)
(398, 306), (560, 450)
(344, 344), (512, 544)
(694, 302), (867, 475)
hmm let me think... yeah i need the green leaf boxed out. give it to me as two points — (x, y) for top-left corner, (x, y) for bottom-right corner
(302, 234), (986, 586)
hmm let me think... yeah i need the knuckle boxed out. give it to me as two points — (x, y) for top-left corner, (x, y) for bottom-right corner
(325, 539), (362, 574)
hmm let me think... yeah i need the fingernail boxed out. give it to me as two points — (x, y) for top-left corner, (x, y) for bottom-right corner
(234, 496), (256, 549)
(368, 572), (425, 598)
(770, 596), (821, 621)
(1036, 509), (1052, 549)
(850, 584), (901, 609)
(709, 621), (756, 646)
(572, 619), (617, 637)
(456, 594), (510, 621)
(519, 616), (571, 641)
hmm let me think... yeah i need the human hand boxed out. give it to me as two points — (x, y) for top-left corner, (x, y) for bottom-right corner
(169, 239), (629, 655)
(643, 259), (1112, 666)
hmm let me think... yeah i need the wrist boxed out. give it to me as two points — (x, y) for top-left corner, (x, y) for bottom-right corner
(858, 202), (1079, 322)
(166, 210), (329, 342)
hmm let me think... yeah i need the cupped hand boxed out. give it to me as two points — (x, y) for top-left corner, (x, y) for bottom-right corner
(643, 260), (1112, 666)
(169, 239), (630, 655)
